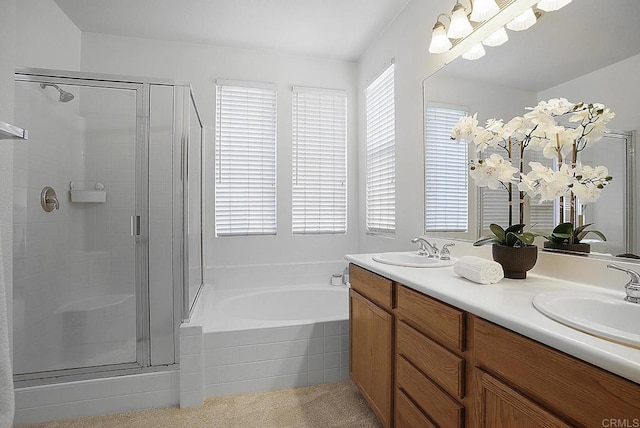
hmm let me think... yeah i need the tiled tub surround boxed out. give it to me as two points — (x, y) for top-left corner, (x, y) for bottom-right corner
(180, 283), (350, 407)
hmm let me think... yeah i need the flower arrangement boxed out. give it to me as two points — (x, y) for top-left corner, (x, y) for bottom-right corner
(451, 98), (615, 248)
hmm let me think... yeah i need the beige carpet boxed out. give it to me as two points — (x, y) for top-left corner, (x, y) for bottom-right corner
(22, 381), (382, 428)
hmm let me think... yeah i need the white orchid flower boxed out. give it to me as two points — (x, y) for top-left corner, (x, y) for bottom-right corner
(451, 113), (478, 141)
(470, 154), (518, 190)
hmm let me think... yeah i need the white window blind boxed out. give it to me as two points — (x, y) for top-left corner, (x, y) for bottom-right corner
(215, 81), (277, 236)
(365, 63), (396, 235)
(424, 103), (468, 232)
(292, 87), (347, 234)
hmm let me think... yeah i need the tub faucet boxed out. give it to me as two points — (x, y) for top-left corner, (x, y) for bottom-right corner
(411, 237), (439, 258)
(607, 264), (640, 304)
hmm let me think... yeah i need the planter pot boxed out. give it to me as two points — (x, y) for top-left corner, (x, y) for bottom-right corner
(492, 244), (538, 279)
(543, 241), (591, 255)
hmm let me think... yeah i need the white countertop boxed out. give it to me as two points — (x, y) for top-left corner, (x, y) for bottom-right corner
(345, 253), (640, 385)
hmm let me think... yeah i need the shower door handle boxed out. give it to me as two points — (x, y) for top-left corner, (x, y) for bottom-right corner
(130, 215), (141, 236)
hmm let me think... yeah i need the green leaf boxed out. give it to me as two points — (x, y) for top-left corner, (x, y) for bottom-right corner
(576, 229), (607, 242)
(473, 236), (499, 247)
(489, 224), (506, 242)
(552, 222), (573, 234)
(505, 223), (526, 234)
(506, 231), (534, 246)
(573, 223), (594, 235)
(518, 232), (535, 245)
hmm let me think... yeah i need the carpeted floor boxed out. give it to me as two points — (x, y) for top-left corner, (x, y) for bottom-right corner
(22, 381), (382, 428)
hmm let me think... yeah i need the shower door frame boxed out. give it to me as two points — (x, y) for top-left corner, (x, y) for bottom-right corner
(13, 68), (190, 385)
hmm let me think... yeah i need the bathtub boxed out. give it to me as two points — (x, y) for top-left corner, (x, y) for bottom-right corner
(180, 284), (350, 405)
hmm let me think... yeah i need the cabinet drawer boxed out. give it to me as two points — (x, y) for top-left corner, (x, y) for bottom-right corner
(349, 264), (393, 311)
(397, 320), (464, 399)
(397, 356), (463, 428)
(397, 285), (465, 353)
(395, 388), (436, 428)
(473, 316), (640, 427)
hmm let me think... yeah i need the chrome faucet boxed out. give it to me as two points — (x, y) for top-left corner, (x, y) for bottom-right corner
(411, 237), (439, 258)
(607, 264), (640, 304)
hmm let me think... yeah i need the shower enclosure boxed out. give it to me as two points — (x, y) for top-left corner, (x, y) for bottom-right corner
(12, 68), (203, 384)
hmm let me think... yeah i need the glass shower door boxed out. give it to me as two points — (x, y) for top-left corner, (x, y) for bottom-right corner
(13, 78), (142, 376)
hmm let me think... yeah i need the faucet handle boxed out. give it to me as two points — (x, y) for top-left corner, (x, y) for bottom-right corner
(608, 264), (640, 303)
(440, 243), (455, 261)
(607, 264), (640, 284)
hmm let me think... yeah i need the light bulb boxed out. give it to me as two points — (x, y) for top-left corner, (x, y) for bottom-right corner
(448, 3), (473, 39)
(462, 43), (486, 60)
(470, 0), (500, 22)
(537, 0), (571, 12)
(482, 26), (508, 47)
(506, 7), (537, 31)
(428, 22), (453, 54)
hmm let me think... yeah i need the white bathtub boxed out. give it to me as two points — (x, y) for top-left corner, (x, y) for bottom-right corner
(181, 284), (351, 405)
(192, 284), (348, 331)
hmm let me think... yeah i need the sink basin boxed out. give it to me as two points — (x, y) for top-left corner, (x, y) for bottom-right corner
(372, 252), (455, 268)
(533, 291), (640, 347)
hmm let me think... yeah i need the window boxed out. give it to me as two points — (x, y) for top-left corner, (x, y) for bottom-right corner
(365, 63), (396, 235)
(424, 103), (468, 232)
(292, 87), (347, 234)
(215, 80), (277, 236)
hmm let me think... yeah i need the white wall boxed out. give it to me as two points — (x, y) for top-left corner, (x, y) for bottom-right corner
(538, 53), (640, 133)
(357, 0), (464, 254)
(80, 33), (360, 280)
(15, 0), (81, 70)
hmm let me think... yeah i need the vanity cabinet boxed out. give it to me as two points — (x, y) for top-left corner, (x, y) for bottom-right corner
(470, 316), (640, 427)
(349, 265), (394, 428)
(348, 263), (640, 428)
(396, 286), (466, 427)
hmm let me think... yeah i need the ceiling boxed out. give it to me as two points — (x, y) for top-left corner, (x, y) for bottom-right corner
(441, 0), (640, 92)
(53, 0), (411, 62)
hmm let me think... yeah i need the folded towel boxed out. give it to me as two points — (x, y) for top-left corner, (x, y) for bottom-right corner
(454, 256), (504, 285)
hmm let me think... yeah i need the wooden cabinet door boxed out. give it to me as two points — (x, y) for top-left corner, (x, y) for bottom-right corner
(478, 370), (570, 428)
(350, 289), (393, 428)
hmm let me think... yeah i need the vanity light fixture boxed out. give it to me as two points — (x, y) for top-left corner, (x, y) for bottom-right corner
(448, 2), (474, 39)
(428, 0), (570, 59)
(462, 43), (486, 60)
(482, 26), (509, 47)
(428, 16), (453, 54)
(506, 7), (537, 31)
(470, 0), (500, 22)
(537, 0), (571, 12)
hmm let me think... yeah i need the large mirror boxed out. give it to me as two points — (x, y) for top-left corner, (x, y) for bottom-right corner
(423, 0), (640, 260)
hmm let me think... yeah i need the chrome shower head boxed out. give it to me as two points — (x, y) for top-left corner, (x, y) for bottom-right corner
(40, 82), (75, 103)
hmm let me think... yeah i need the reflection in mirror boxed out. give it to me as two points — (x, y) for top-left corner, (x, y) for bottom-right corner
(422, 0), (640, 261)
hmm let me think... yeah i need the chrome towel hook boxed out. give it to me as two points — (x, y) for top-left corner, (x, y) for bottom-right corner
(41, 186), (60, 212)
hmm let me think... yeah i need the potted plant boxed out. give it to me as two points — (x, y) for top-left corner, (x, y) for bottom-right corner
(541, 222), (606, 254)
(518, 100), (614, 253)
(452, 98), (615, 270)
(474, 223), (537, 279)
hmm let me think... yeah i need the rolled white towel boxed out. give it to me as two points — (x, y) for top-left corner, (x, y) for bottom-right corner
(454, 256), (503, 285)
